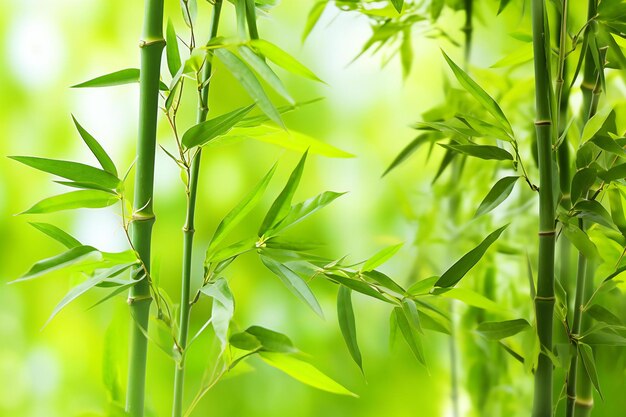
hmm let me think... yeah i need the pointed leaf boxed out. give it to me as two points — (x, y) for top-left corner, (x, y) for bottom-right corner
(10, 245), (100, 283)
(401, 298), (423, 334)
(474, 176), (518, 217)
(250, 39), (323, 83)
(578, 343), (603, 399)
(182, 104), (256, 149)
(571, 167), (597, 204)
(382, 134), (432, 177)
(29, 222), (82, 249)
(361, 243), (403, 272)
(246, 326), (296, 353)
(325, 274), (391, 303)
(166, 20), (182, 78)
(337, 286), (363, 371)
(269, 191), (345, 235)
(390, 0), (404, 13)
(71, 69), (167, 90)
(302, 1), (327, 42)
(72, 116), (118, 176)
(200, 278), (235, 347)
(439, 144), (513, 161)
(361, 270), (405, 295)
(238, 46), (294, 104)
(21, 190), (119, 214)
(394, 307), (426, 365)
(476, 319), (531, 340)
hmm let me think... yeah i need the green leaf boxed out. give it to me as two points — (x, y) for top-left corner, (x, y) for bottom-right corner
(250, 39), (323, 83)
(259, 152), (307, 235)
(393, 307), (426, 366)
(474, 176), (518, 217)
(590, 135), (626, 157)
(200, 278), (235, 348)
(361, 243), (403, 272)
(260, 255), (323, 317)
(29, 222), (82, 249)
(72, 116), (118, 176)
(407, 276), (438, 295)
(205, 237), (256, 264)
(21, 190), (119, 214)
(361, 270), (405, 295)
(609, 187), (626, 236)
(269, 191), (345, 235)
(561, 222), (600, 259)
(238, 46), (294, 104)
(182, 104), (256, 149)
(598, 163), (626, 182)
(214, 49), (283, 127)
(382, 134), (432, 177)
(573, 200), (616, 229)
(10, 156), (120, 189)
(441, 51), (512, 134)
(571, 167), (597, 204)
(10, 245), (100, 283)
(582, 329), (626, 346)
(44, 263), (135, 327)
(431, 287), (506, 312)
(401, 298), (422, 334)
(586, 304), (623, 326)
(71, 69), (167, 90)
(337, 286), (363, 371)
(165, 20), (182, 78)
(581, 108), (612, 143)
(325, 274), (391, 303)
(259, 352), (357, 397)
(208, 164), (276, 253)
(54, 180), (119, 194)
(302, 1), (327, 42)
(439, 144), (513, 161)
(475, 319), (531, 340)
(390, 0), (404, 13)
(578, 343), (603, 399)
(247, 326), (297, 353)
(435, 225), (508, 288)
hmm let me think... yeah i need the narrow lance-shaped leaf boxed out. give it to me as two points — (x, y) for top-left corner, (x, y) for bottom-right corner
(475, 319), (531, 340)
(182, 104), (256, 149)
(302, 1), (327, 42)
(439, 144), (513, 161)
(382, 134), (432, 177)
(431, 287), (505, 312)
(609, 188), (626, 236)
(401, 298), (423, 334)
(208, 164), (276, 253)
(390, 0), (404, 13)
(259, 151), (307, 235)
(337, 286), (363, 372)
(441, 51), (513, 134)
(361, 243), (403, 272)
(165, 19), (182, 78)
(475, 176), (519, 217)
(10, 156), (121, 189)
(214, 49), (283, 127)
(71, 69), (169, 91)
(393, 307), (426, 366)
(259, 352), (357, 397)
(269, 191), (345, 235)
(260, 255), (323, 317)
(200, 278), (235, 348)
(571, 167), (597, 204)
(325, 274), (391, 303)
(435, 225), (508, 288)
(246, 326), (297, 353)
(578, 343), (603, 399)
(250, 39), (324, 83)
(71, 116), (118, 176)
(238, 46), (294, 104)
(29, 222), (82, 249)
(10, 245), (100, 283)
(21, 190), (119, 214)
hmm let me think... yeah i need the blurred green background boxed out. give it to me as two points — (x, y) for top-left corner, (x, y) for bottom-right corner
(1, 1), (625, 416)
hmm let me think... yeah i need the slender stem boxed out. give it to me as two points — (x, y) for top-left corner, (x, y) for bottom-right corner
(574, 261), (595, 417)
(126, 1), (165, 416)
(172, 2), (223, 416)
(463, 0), (473, 64)
(244, 0), (260, 40)
(530, 0), (556, 416)
(580, 1), (598, 123)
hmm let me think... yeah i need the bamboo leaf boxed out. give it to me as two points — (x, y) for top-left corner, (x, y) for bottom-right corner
(578, 343), (603, 399)
(45, 263), (136, 326)
(561, 222), (600, 259)
(435, 225), (508, 288)
(259, 352), (357, 397)
(200, 278), (235, 348)
(21, 190), (119, 214)
(608, 187), (626, 236)
(361, 243), (403, 272)
(382, 134), (432, 177)
(205, 237), (256, 264)
(259, 151), (307, 235)
(302, 1), (327, 42)
(390, 0), (404, 13)
(431, 287), (506, 312)
(474, 176), (519, 217)
(441, 51), (512, 134)
(589, 135), (626, 157)
(586, 304), (623, 326)
(55, 180), (120, 194)
(71, 69), (167, 90)
(10, 156), (121, 189)
(401, 298), (423, 334)
(581, 108), (612, 143)
(269, 191), (345, 235)
(214, 49), (283, 127)
(165, 20), (182, 78)
(573, 200), (616, 229)
(571, 167), (597, 204)
(29, 222), (82, 249)
(476, 319), (531, 340)
(72, 116), (118, 176)
(182, 104), (256, 149)
(260, 255), (323, 317)
(246, 326), (297, 353)
(10, 245), (100, 283)
(598, 163), (626, 182)
(439, 144), (513, 161)
(325, 274), (391, 303)
(337, 286), (363, 371)
(250, 39), (323, 83)
(394, 307), (426, 366)
(238, 46), (294, 104)
(361, 270), (405, 295)
(582, 329), (626, 346)
(208, 164), (276, 252)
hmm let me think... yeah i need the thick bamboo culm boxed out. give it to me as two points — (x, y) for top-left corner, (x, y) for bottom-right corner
(126, 0), (165, 416)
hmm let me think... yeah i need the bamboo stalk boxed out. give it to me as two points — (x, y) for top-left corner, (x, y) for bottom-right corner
(530, 0), (556, 416)
(573, 262), (595, 417)
(172, 2), (223, 417)
(462, 0), (473, 63)
(126, 1), (165, 416)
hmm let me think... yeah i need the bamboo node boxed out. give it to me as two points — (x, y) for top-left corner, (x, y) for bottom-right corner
(538, 230), (556, 236)
(131, 213), (156, 222)
(183, 226), (195, 233)
(139, 38), (166, 48)
(574, 398), (594, 408)
(535, 120), (552, 126)
(534, 295), (556, 301)
(127, 295), (153, 305)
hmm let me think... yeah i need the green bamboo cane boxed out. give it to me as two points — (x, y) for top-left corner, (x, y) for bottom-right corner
(172, 2), (223, 416)
(126, 0), (165, 416)
(573, 261), (596, 417)
(530, 0), (556, 416)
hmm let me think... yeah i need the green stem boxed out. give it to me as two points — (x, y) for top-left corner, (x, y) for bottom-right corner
(244, 0), (259, 40)
(580, 0), (598, 123)
(172, 2), (223, 417)
(530, 0), (556, 416)
(126, 1), (165, 416)
(463, 0), (473, 64)
(574, 261), (595, 417)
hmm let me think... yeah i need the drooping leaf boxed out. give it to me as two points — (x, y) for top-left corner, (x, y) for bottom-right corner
(72, 116), (118, 176)
(441, 51), (512, 134)
(581, 108), (613, 143)
(573, 200), (616, 229)
(259, 352), (357, 397)
(578, 343), (603, 399)
(435, 225), (508, 288)
(259, 151), (307, 235)
(200, 278), (235, 348)
(302, 1), (328, 42)
(561, 222), (600, 259)
(439, 144), (513, 161)
(361, 243), (403, 272)
(182, 104), (256, 149)
(214, 49), (283, 127)
(21, 190), (119, 214)
(608, 187), (626, 236)
(10, 156), (120, 189)
(165, 20), (182, 78)
(382, 134), (432, 177)
(325, 273), (391, 303)
(260, 255), (323, 317)
(586, 304), (623, 326)
(390, 0), (404, 13)
(246, 326), (297, 353)
(571, 167), (597, 204)
(361, 270), (405, 295)
(10, 246), (100, 283)
(268, 191), (345, 235)
(337, 286), (363, 371)
(208, 164), (276, 252)
(250, 39), (323, 83)
(474, 176), (518, 217)
(475, 319), (531, 340)
(401, 298), (422, 334)
(238, 46), (294, 104)
(393, 307), (426, 366)
(29, 222), (82, 249)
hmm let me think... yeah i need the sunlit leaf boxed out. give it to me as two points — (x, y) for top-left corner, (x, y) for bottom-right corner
(182, 104), (256, 149)
(439, 144), (513, 161)
(21, 190), (119, 214)
(578, 343), (603, 399)
(72, 116), (118, 176)
(10, 245), (100, 283)
(200, 278), (235, 348)
(238, 46), (294, 104)
(269, 191), (345, 235)
(474, 176), (518, 217)
(475, 319), (531, 340)
(394, 307), (426, 366)
(337, 286), (363, 371)
(166, 20), (182, 78)
(250, 39), (323, 83)
(29, 222), (82, 249)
